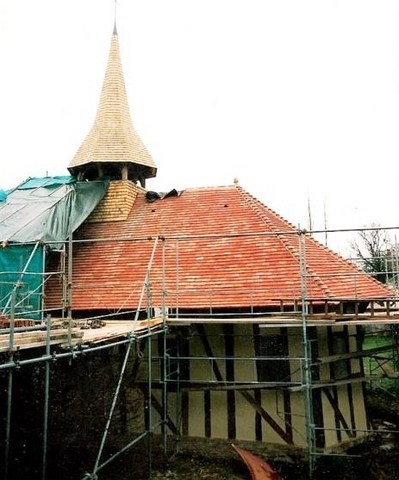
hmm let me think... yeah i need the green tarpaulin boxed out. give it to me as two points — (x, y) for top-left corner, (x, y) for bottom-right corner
(0, 177), (109, 244)
(0, 176), (109, 320)
(0, 243), (44, 319)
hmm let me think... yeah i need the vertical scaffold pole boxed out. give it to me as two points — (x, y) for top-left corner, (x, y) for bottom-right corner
(147, 319), (153, 479)
(41, 245), (46, 322)
(173, 239), (181, 452)
(175, 240), (179, 318)
(66, 232), (73, 347)
(395, 235), (399, 291)
(4, 290), (16, 480)
(2, 241), (40, 315)
(145, 256), (153, 478)
(41, 315), (51, 480)
(161, 238), (168, 456)
(88, 237), (159, 479)
(299, 230), (316, 478)
(174, 334), (181, 454)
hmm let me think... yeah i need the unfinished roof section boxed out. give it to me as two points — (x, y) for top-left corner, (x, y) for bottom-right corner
(45, 184), (393, 314)
(68, 28), (156, 186)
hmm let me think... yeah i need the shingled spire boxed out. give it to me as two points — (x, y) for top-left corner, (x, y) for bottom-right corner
(68, 27), (157, 187)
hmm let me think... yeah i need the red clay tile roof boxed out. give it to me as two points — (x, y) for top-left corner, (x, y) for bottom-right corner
(45, 184), (392, 312)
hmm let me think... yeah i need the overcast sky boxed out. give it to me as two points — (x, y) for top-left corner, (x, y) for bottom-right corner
(0, 0), (398, 253)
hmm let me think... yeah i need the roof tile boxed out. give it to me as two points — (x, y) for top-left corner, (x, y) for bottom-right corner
(45, 184), (392, 312)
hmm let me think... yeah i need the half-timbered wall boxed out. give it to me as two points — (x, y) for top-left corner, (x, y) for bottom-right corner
(146, 323), (368, 449)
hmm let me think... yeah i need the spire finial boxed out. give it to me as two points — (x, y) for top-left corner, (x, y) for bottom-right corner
(113, 0), (118, 35)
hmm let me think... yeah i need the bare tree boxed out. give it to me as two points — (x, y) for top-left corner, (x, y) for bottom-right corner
(350, 225), (392, 284)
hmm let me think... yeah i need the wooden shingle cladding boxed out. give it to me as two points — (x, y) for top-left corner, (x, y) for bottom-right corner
(68, 31), (156, 183)
(44, 184), (392, 314)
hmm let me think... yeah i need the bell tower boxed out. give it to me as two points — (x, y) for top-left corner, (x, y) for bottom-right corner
(68, 24), (157, 187)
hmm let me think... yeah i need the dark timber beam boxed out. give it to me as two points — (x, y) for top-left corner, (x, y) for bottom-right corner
(195, 324), (292, 444)
(150, 393), (178, 435)
(316, 344), (394, 364)
(322, 387), (355, 438)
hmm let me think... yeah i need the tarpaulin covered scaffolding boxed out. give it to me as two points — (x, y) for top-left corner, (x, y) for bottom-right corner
(0, 176), (108, 319)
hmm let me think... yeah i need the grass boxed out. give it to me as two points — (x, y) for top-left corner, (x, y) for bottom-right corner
(362, 330), (398, 393)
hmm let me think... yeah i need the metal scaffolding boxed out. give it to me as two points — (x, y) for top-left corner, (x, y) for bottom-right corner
(0, 237), (168, 480)
(146, 227), (399, 479)
(1, 227), (399, 479)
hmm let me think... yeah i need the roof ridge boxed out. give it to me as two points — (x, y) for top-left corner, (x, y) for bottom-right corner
(297, 236), (334, 298)
(235, 186), (295, 230)
(236, 186), (334, 297)
(176, 184), (234, 192)
(235, 185), (296, 235)
(304, 232), (390, 293)
(240, 187), (387, 295)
